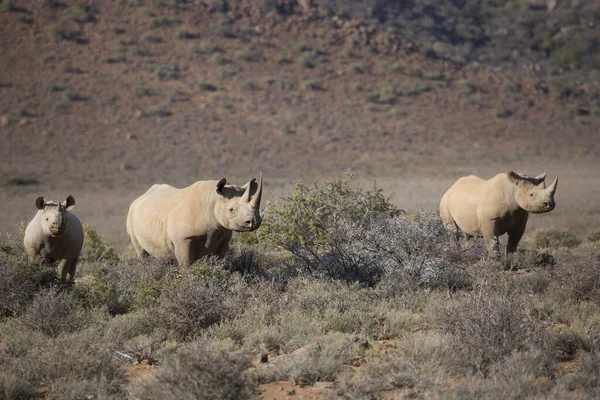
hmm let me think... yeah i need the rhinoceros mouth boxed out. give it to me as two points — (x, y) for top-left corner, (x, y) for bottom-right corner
(50, 227), (66, 236)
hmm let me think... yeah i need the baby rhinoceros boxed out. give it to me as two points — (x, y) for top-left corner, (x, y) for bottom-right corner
(24, 196), (84, 281)
(440, 171), (558, 269)
(127, 173), (263, 266)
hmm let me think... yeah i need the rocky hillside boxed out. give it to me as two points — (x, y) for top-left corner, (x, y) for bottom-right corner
(0, 0), (599, 190)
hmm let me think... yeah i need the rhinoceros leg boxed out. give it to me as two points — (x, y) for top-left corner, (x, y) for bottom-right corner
(215, 240), (230, 258)
(129, 233), (146, 259)
(505, 221), (527, 271)
(174, 239), (197, 267)
(57, 259), (69, 280)
(65, 256), (78, 282)
(481, 222), (501, 259)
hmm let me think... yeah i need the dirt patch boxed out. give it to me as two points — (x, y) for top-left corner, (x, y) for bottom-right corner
(259, 380), (339, 400)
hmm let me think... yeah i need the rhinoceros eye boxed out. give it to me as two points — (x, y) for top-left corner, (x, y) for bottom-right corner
(529, 193), (534, 197)
(229, 208), (234, 213)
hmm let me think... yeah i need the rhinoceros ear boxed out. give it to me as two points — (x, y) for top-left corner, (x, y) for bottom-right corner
(63, 195), (75, 209)
(35, 196), (46, 210)
(507, 171), (523, 184)
(216, 178), (227, 195)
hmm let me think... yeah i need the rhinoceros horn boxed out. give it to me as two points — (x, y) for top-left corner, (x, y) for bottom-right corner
(535, 172), (547, 182)
(241, 178), (256, 203)
(251, 172), (263, 208)
(546, 176), (558, 196)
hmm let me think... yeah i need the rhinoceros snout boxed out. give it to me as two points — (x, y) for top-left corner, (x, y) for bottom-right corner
(543, 201), (555, 210)
(245, 218), (261, 231)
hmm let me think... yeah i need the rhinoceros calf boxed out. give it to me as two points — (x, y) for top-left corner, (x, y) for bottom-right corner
(440, 171), (558, 268)
(24, 196), (84, 281)
(126, 173), (263, 266)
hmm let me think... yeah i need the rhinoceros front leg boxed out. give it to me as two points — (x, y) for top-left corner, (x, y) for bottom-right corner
(481, 222), (501, 260)
(174, 239), (193, 266)
(57, 259), (69, 280)
(505, 221), (527, 271)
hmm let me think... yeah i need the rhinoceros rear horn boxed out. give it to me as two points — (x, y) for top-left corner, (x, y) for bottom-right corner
(251, 172), (263, 208)
(535, 172), (547, 182)
(216, 178), (227, 194)
(63, 195), (75, 209)
(546, 176), (558, 196)
(35, 196), (46, 210)
(241, 178), (256, 203)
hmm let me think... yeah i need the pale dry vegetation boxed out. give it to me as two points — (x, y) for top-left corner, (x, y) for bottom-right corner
(0, 176), (599, 399)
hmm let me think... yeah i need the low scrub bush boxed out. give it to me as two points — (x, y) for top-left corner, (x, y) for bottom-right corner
(534, 229), (580, 249)
(152, 262), (251, 340)
(256, 175), (401, 285)
(548, 246), (600, 305)
(18, 287), (104, 337)
(586, 229), (600, 243)
(128, 338), (256, 400)
(81, 224), (119, 264)
(76, 257), (172, 314)
(432, 286), (532, 375)
(0, 371), (34, 399)
(1, 326), (125, 399)
(256, 332), (357, 384)
(0, 252), (57, 319)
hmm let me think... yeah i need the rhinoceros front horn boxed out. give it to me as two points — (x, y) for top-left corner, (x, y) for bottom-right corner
(546, 176), (558, 196)
(251, 172), (263, 208)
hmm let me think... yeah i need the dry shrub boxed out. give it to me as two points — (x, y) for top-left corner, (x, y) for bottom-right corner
(76, 257), (173, 315)
(1, 326), (125, 399)
(534, 229), (581, 249)
(0, 371), (34, 400)
(431, 286), (532, 375)
(128, 338), (256, 400)
(339, 332), (454, 397)
(18, 287), (104, 337)
(256, 332), (357, 385)
(0, 252), (57, 319)
(152, 263), (251, 340)
(548, 246), (600, 305)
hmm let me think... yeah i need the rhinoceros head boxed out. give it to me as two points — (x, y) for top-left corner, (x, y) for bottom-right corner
(508, 171), (558, 214)
(35, 195), (75, 237)
(213, 173), (263, 232)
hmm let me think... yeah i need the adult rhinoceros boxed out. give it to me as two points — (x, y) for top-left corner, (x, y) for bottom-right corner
(440, 171), (558, 268)
(126, 173), (263, 266)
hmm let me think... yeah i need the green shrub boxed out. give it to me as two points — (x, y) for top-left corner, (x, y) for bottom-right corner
(534, 230), (580, 249)
(155, 65), (179, 81)
(150, 16), (179, 28)
(210, 52), (226, 65)
(81, 224), (119, 264)
(256, 175), (399, 254)
(69, 4), (92, 23)
(197, 80), (217, 91)
(48, 24), (66, 40)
